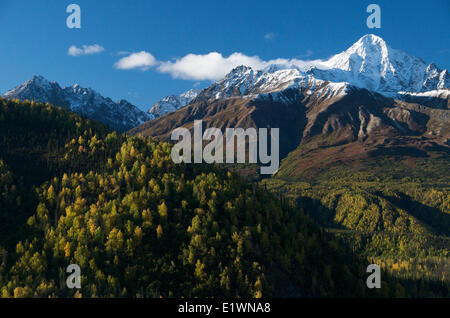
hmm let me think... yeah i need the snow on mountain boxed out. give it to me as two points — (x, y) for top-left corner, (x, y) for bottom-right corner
(198, 34), (449, 103)
(148, 88), (201, 117)
(2, 76), (152, 132)
(2, 75), (69, 108)
(398, 89), (450, 99)
(203, 65), (300, 98)
(199, 65), (349, 102)
(396, 89), (450, 110)
(310, 34), (449, 93)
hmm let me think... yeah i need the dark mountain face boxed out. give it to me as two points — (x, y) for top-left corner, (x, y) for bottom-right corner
(130, 93), (307, 159)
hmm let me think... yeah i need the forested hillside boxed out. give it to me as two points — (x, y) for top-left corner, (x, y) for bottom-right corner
(0, 98), (447, 297)
(0, 98), (385, 297)
(263, 152), (450, 290)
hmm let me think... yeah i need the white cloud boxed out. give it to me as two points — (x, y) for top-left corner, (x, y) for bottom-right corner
(114, 51), (157, 71)
(264, 32), (275, 40)
(157, 52), (267, 81)
(113, 50), (327, 81)
(156, 52), (326, 81)
(68, 44), (104, 56)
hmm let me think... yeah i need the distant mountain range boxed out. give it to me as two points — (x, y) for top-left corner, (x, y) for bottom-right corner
(1, 76), (152, 132)
(1, 75), (204, 132)
(3, 34), (449, 135)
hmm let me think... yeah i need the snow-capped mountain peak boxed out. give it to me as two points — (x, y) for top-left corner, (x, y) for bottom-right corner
(2, 76), (152, 132)
(27, 75), (54, 89)
(311, 34), (449, 93)
(180, 88), (202, 100)
(148, 88), (201, 118)
(322, 34), (393, 71)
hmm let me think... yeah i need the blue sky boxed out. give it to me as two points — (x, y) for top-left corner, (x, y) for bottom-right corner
(0, 0), (449, 111)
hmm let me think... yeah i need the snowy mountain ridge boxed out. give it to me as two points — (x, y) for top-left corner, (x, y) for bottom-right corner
(2, 75), (152, 132)
(148, 88), (201, 118)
